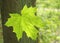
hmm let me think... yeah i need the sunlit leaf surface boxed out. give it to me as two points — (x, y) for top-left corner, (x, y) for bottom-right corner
(5, 5), (43, 40)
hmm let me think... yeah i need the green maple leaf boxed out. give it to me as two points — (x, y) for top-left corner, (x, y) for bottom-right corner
(5, 5), (43, 40)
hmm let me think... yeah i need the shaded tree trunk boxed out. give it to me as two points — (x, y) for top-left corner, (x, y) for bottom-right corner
(1, 0), (38, 43)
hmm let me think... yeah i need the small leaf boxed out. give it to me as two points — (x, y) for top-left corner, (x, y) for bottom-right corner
(5, 5), (43, 40)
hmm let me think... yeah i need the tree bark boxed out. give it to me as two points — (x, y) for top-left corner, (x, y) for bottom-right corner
(1, 0), (38, 43)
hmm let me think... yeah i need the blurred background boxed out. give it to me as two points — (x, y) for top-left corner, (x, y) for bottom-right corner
(36, 0), (60, 43)
(0, 6), (3, 43)
(0, 0), (3, 43)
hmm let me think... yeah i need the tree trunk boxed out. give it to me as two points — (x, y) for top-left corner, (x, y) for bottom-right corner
(1, 0), (38, 43)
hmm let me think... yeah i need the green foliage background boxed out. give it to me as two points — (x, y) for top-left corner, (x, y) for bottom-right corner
(36, 0), (60, 43)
